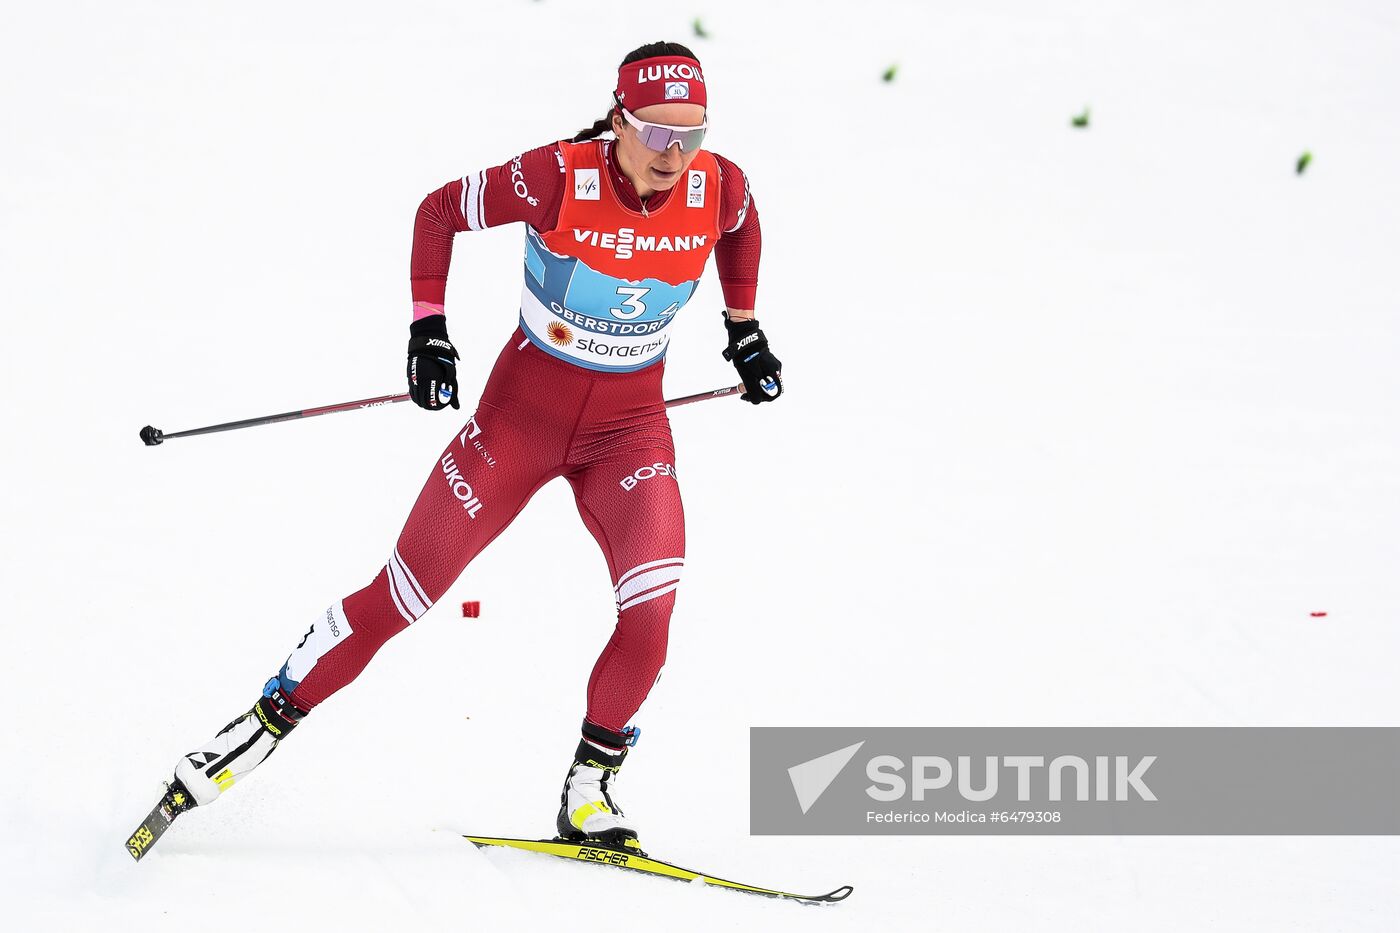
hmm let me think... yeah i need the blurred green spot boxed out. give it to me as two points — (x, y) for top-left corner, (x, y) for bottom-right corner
(1071, 107), (1091, 129)
(882, 64), (898, 83)
(692, 18), (710, 39)
(1296, 151), (1312, 175)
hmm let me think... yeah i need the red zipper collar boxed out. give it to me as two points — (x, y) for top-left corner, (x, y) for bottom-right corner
(602, 139), (675, 217)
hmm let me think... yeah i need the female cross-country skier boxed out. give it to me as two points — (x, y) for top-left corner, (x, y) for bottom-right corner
(160, 40), (781, 852)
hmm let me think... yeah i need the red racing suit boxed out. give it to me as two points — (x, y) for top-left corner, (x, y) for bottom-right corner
(275, 138), (760, 735)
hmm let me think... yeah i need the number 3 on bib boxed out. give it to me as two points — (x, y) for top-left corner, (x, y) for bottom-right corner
(611, 286), (679, 321)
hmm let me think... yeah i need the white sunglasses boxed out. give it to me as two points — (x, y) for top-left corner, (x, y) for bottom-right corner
(616, 106), (708, 153)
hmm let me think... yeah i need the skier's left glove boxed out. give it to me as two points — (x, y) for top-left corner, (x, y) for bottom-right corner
(721, 312), (783, 404)
(406, 315), (461, 410)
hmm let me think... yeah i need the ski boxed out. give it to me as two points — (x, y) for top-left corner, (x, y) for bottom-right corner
(124, 780), (196, 862)
(464, 835), (853, 904)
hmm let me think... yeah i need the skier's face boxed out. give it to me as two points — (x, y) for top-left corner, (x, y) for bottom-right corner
(612, 102), (706, 196)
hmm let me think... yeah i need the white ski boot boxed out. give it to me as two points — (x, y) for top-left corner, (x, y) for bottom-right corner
(556, 722), (641, 851)
(172, 681), (304, 807)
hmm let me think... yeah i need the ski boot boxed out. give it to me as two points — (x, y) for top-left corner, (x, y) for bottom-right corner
(556, 721), (643, 854)
(172, 678), (305, 807)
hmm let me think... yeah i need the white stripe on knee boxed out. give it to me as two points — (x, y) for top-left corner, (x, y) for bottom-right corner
(387, 548), (433, 624)
(614, 557), (684, 613)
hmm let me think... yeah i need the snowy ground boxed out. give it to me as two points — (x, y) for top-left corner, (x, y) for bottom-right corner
(3, 1), (1399, 930)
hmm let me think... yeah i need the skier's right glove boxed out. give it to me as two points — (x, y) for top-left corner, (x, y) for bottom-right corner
(406, 315), (461, 411)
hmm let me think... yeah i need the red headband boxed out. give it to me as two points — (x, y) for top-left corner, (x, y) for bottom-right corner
(614, 55), (708, 112)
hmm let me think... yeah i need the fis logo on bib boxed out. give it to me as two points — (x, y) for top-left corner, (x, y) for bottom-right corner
(687, 170), (706, 208)
(574, 168), (600, 201)
(573, 226), (709, 260)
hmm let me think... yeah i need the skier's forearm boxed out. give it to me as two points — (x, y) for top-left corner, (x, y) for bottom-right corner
(715, 198), (760, 312)
(410, 181), (466, 308)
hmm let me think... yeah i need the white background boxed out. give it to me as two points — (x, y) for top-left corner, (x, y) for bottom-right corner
(2, 1), (1398, 929)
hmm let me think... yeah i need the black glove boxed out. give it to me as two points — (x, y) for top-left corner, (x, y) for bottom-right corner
(721, 312), (783, 404)
(406, 316), (461, 410)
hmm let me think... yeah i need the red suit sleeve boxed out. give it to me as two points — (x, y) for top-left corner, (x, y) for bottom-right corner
(712, 152), (761, 312)
(410, 143), (567, 310)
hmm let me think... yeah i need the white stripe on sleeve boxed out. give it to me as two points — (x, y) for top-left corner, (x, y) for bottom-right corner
(725, 172), (751, 234)
(463, 170), (487, 231)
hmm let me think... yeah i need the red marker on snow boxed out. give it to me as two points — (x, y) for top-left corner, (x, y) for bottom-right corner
(1310, 611), (1327, 618)
(462, 601), (481, 618)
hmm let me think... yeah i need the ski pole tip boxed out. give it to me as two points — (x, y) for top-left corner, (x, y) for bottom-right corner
(139, 425), (164, 447)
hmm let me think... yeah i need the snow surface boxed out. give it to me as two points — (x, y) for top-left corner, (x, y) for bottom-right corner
(3, 0), (1399, 929)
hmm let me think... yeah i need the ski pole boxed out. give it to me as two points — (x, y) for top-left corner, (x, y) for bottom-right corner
(139, 393), (411, 446)
(139, 384), (746, 446)
(661, 383), (745, 408)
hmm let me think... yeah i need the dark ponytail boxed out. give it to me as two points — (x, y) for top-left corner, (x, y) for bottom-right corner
(571, 41), (701, 142)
